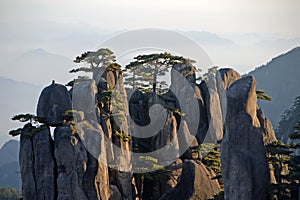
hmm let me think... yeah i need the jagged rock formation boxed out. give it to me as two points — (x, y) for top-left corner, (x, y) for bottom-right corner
(18, 61), (276, 200)
(205, 74), (223, 141)
(216, 68), (241, 125)
(257, 107), (277, 145)
(221, 76), (270, 200)
(20, 127), (55, 200)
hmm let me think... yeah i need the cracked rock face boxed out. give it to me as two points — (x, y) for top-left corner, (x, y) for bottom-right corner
(19, 128), (56, 200)
(221, 76), (270, 200)
(19, 65), (276, 200)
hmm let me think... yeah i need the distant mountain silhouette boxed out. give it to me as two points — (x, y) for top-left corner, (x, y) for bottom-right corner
(0, 140), (19, 166)
(185, 31), (236, 46)
(248, 46), (300, 127)
(0, 140), (21, 189)
(0, 76), (41, 147)
(1, 49), (74, 85)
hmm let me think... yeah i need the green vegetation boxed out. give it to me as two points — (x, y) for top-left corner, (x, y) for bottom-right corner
(277, 96), (300, 141)
(256, 90), (272, 101)
(114, 131), (131, 142)
(199, 144), (223, 199)
(137, 156), (170, 181)
(201, 66), (219, 82)
(9, 114), (47, 137)
(266, 122), (300, 199)
(202, 145), (222, 179)
(165, 106), (186, 116)
(69, 48), (116, 79)
(11, 114), (45, 123)
(125, 52), (191, 94)
(0, 187), (22, 200)
(98, 89), (126, 122)
(107, 63), (122, 72)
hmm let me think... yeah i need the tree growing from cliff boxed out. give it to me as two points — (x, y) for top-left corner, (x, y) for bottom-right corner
(69, 48), (116, 79)
(8, 114), (47, 137)
(277, 96), (300, 141)
(0, 187), (22, 200)
(202, 66), (219, 82)
(125, 52), (188, 94)
(123, 65), (149, 91)
(266, 121), (300, 199)
(256, 90), (272, 101)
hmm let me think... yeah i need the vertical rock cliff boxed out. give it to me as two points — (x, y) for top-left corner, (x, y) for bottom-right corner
(18, 63), (276, 200)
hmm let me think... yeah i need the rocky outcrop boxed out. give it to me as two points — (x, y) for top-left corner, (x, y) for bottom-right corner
(54, 126), (88, 200)
(216, 68), (241, 124)
(18, 62), (278, 200)
(37, 82), (72, 126)
(257, 107), (277, 145)
(19, 132), (36, 200)
(72, 80), (99, 121)
(76, 119), (110, 200)
(159, 160), (221, 200)
(221, 76), (270, 200)
(19, 127), (56, 200)
(205, 74), (223, 141)
(32, 128), (56, 200)
(150, 111), (179, 158)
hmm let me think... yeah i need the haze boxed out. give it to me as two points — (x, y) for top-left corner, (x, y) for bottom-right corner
(1, 0), (299, 37)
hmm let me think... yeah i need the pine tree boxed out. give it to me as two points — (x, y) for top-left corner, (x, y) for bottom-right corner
(9, 114), (47, 137)
(202, 66), (219, 81)
(277, 96), (300, 142)
(125, 52), (190, 94)
(267, 121), (300, 199)
(69, 48), (116, 80)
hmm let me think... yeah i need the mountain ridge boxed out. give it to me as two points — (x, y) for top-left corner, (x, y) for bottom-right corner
(248, 46), (300, 127)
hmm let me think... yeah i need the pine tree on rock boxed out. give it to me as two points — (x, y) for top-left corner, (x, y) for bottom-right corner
(70, 48), (116, 80)
(125, 52), (192, 94)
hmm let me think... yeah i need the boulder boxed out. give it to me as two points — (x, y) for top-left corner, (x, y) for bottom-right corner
(37, 82), (72, 126)
(221, 76), (270, 200)
(159, 160), (221, 200)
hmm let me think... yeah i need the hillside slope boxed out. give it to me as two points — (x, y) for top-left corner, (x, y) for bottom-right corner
(0, 76), (41, 147)
(0, 140), (20, 189)
(248, 46), (300, 126)
(1, 49), (74, 86)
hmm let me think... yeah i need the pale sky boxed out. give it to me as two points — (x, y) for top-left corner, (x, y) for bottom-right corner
(0, 0), (300, 37)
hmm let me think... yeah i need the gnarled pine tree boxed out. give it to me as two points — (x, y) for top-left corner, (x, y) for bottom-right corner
(125, 52), (191, 94)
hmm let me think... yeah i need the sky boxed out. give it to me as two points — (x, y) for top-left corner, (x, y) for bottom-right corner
(0, 0), (300, 37)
